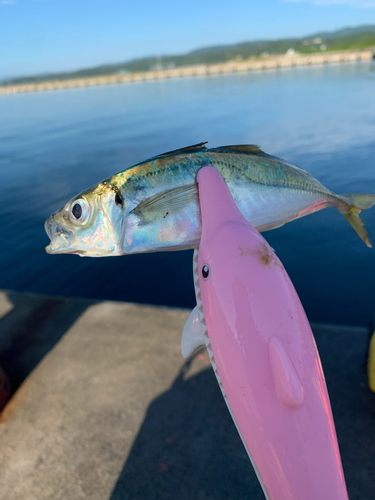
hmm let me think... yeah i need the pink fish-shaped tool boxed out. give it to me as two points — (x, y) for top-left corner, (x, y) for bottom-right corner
(182, 166), (349, 500)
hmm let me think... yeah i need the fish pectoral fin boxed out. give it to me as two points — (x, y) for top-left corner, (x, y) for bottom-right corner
(182, 306), (205, 358)
(130, 184), (198, 225)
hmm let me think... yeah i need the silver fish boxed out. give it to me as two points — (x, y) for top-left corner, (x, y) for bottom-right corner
(45, 142), (375, 256)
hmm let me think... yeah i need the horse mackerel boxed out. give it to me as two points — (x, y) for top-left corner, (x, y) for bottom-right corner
(44, 143), (375, 257)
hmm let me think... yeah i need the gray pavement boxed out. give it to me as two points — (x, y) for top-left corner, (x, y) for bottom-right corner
(0, 290), (374, 500)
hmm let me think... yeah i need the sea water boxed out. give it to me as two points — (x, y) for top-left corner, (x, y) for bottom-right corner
(1, 61), (374, 325)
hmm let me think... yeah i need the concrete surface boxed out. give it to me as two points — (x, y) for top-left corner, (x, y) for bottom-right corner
(0, 290), (374, 500)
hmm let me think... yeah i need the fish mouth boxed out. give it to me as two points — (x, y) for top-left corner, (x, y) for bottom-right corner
(45, 216), (73, 254)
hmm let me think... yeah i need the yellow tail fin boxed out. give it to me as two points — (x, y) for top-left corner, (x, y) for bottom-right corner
(338, 194), (375, 248)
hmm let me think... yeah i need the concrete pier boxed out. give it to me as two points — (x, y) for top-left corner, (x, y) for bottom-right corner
(0, 50), (373, 95)
(0, 289), (374, 499)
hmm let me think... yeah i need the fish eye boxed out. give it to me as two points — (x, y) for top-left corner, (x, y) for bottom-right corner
(202, 264), (210, 280)
(72, 203), (82, 219)
(70, 198), (89, 224)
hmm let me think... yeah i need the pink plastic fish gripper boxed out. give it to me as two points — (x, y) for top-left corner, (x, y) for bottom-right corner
(182, 166), (349, 500)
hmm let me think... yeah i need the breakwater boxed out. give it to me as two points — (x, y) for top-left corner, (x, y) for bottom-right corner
(1, 50), (373, 95)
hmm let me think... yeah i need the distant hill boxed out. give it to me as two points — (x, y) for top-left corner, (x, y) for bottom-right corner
(2, 24), (375, 86)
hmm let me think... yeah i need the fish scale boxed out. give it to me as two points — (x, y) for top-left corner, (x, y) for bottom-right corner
(45, 142), (375, 256)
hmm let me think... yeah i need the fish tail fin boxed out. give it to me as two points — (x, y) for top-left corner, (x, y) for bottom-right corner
(338, 194), (375, 248)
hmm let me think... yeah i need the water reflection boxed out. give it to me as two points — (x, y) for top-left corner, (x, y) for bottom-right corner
(0, 62), (374, 325)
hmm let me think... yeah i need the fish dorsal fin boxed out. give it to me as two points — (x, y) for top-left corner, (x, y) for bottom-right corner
(146, 142), (208, 162)
(214, 144), (266, 155)
(130, 184), (198, 225)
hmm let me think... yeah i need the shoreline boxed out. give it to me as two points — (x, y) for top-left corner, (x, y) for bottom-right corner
(0, 49), (373, 95)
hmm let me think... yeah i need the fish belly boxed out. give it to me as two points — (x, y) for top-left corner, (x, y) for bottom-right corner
(232, 183), (329, 231)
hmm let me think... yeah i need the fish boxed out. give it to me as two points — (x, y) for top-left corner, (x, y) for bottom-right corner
(182, 166), (349, 500)
(45, 142), (375, 256)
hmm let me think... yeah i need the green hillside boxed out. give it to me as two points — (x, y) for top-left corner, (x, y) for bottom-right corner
(2, 25), (375, 86)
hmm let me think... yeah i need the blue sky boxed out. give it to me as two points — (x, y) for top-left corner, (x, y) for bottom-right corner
(1, 0), (374, 79)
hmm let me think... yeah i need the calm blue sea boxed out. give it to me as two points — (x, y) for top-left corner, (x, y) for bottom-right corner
(1, 61), (375, 326)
